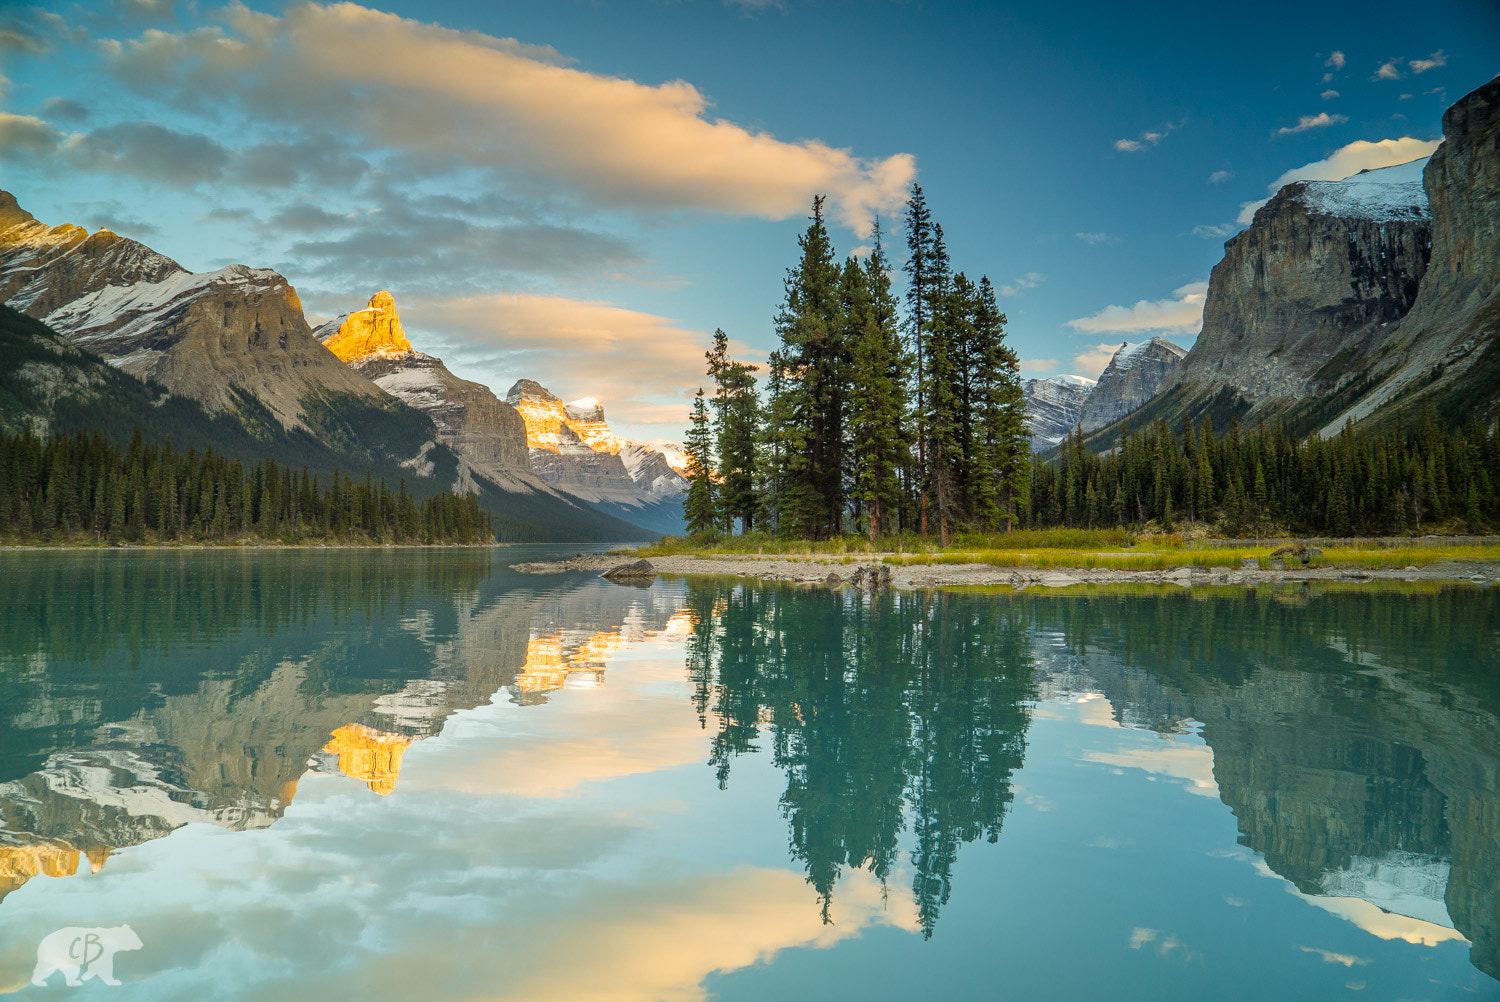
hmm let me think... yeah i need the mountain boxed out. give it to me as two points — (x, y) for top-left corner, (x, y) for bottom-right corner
(1078, 337), (1188, 432)
(1023, 375), (1095, 446)
(315, 291), (544, 495)
(0, 195), (654, 542)
(506, 379), (686, 536)
(1079, 77), (1500, 449)
(0, 192), (422, 448)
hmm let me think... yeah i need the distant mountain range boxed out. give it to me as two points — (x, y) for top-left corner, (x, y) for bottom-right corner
(0, 198), (684, 541)
(1023, 337), (1187, 447)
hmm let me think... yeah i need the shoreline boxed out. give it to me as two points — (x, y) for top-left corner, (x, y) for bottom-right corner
(515, 552), (1500, 590)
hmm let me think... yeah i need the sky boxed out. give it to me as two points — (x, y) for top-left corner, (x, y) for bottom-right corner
(1, 0), (1496, 443)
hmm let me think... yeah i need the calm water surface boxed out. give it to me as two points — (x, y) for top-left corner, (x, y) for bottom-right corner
(0, 548), (1496, 1000)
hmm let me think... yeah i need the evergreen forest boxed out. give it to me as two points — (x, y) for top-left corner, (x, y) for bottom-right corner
(0, 429), (494, 545)
(683, 185), (1499, 540)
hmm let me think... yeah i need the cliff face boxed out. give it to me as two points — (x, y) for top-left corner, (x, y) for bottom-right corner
(1163, 159), (1432, 411)
(505, 379), (686, 505)
(0, 192), (397, 432)
(1079, 338), (1187, 432)
(1329, 77), (1500, 429)
(1023, 375), (1094, 446)
(320, 292), (544, 494)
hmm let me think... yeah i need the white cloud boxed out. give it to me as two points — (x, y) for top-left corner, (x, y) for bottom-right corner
(1276, 112), (1348, 135)
(1321, 89), (1339, 100)
(999, 272), (1044, 296)
(1207, 170), (1233, 185)
(1324, 51), (1346, 70)
(1235, 136), (1442, 223)
(1065, 281), (1207, 338)
(1373, 59), (1404, 81)
(1019, 358), (1059, 375)
(1075, 232), (1110, 244)
(98, 4), (913, 235)
(1113, 120), (1182, 153)
(1192, 223), (1238, 239)
(1409, 50), (1446, 73)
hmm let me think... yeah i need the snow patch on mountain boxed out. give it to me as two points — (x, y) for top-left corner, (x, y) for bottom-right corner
(1294, 157), (1431, 222)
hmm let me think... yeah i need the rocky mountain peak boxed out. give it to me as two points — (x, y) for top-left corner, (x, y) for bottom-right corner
(1077, 338), (1188, 433)
(504, 379), (561, 406)
(319, 289), (414, 363)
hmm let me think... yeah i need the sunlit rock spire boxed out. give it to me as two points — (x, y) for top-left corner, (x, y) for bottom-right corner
(320, 290), (413, 362)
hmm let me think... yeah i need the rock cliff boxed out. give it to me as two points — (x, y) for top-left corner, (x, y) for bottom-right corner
(1326, 76), (1500, 430)
(1023, 374), (1095, 446)
(1160, 158), (1432, 418)
(505, 379), (687, 504)
(318, 291), (545, 494)
(0, 192), (396, 432)
(1078, 338), (1187, 432)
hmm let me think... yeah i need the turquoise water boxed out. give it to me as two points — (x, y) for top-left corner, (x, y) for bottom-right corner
(0, 548), (1496, 1000)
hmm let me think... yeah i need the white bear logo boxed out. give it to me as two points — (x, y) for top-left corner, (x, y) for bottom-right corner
(31, 925), (143, 987)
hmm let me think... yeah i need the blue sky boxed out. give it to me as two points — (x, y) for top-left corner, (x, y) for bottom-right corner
(1, 0), (1496, 441)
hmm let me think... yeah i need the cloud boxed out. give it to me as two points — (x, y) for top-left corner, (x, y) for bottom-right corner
(1065, 281), (1207, 337)
(404, 292), (713, 439)
(40, 96), (90, 123)
(1373, 59), (1404, 81)
(1235, 136), (1441, 223)
(1070, 344), (1126, 378)
(1207, 170), (1233, 185)
(61, 121), (231, 184)
(1408, 50), (1446, 74)
(0, 20), (51, 55)
(1113, 120), (1183, 153)
(1075, 232), (1110, 245)
(999, 272), (1044, 297)
(0, 113), (63, 159)
(97, 4), (914, 234)
(1019, 358), (1059, 375)
(1324, 51), (1346, 70)
(1276, 112), (1348, 136)
(1192, 223), (1238, 239)
(1321, 89), (1339, 100)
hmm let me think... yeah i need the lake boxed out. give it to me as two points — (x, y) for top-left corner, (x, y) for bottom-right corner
(0, 548), (1496, 1000)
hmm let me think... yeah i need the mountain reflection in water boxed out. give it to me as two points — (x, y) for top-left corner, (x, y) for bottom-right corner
(0, 550), (1495, 998)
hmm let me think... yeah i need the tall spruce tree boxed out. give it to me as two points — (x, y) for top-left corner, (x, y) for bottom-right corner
(772, 195), (847, 539)
(683, 388), (719, 536)
(706, 328), (762, 533)
(845, 223), (912, 539)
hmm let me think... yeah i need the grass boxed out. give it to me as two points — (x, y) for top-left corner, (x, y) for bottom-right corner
(638, 530), (1499, 572)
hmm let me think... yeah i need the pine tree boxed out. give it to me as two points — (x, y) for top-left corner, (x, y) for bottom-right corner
(706, 328), (761, 533)
(844, 225), (912, 540)
(683, 388), (719, 536)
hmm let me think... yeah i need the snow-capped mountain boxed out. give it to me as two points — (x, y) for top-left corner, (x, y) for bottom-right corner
(504, 379), (686, 535)
(1023, 374), (1096, 446)
(1078, 337), (1188, 432)
(506, 379), (688, 506)
(0, 192), (393, 432)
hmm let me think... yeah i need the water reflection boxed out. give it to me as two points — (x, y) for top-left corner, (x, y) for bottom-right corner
(683, 581), (1036, 935)
(0, 552), (1495, 996)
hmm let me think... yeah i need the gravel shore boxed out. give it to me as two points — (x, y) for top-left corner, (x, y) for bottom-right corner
(512, 552), (1500, 590)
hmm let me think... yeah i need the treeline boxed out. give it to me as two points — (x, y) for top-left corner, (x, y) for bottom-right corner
(686, 186), (1029, 543)
(0, 428), (494, 545)
(1028, 413), (1499, 535)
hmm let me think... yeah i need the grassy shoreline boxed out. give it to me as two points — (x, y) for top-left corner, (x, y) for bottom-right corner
(636, 530), (1500, 573)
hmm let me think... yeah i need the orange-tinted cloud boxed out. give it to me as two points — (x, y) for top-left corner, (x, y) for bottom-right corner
(405, 291), (718, 439)
(100, 3), (914, 234)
